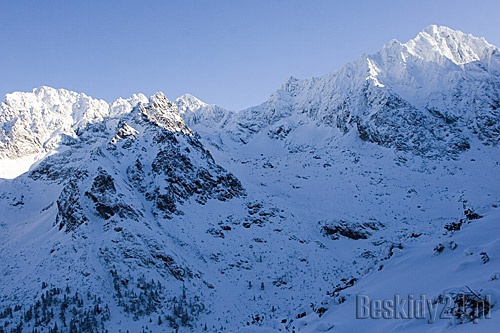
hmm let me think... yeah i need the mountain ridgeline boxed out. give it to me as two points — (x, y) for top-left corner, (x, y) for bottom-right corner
(182, 25), (500, 157)
(0, 25), (499, 332)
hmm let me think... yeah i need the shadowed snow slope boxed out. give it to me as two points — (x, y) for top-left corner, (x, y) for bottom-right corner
(0, 26), (499, 333)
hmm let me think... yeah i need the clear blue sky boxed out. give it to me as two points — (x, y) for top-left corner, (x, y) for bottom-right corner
(1, 0), (499, 110)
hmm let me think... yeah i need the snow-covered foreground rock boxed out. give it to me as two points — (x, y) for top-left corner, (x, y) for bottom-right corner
(0, 25), (499, 332)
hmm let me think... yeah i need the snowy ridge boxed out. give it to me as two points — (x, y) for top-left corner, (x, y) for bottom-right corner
(139, 92), (192, 135)
(0, 86), (148, 160)
(404, 25), (499, 66)
(200, 25), (500, 157)
(175, 94), (235, 131)
(175, 93), (209, 114)
(238, 205), (500, 333)
(0, 88), (248, 331)
(0, 26), (499, 332)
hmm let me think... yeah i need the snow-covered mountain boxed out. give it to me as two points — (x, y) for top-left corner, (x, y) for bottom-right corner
(189, 25), (499, 158)
(175, 94), (235, 131)
(0, 25), (499, 333)
(0, 86), (148, 159)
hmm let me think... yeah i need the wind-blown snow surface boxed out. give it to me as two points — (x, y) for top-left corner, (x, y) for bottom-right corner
(0, 25), (499, 332)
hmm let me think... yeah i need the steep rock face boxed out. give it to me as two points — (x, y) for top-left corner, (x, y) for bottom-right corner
(32, 92), (245, 229)
(56, 179), (88, 232)
(0, 90), (247, 330)
(84, 167), (141, 222)
(140, 92), (192, 135)
(147, 136), (244, 217)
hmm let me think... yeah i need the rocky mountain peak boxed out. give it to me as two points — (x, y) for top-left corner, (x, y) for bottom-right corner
(402, 25), (498, 66)
(0, 25), (499, 333)
(210, 26), (499, 158)
(138, 92), (192, 135)
(175, 93), (209, 114)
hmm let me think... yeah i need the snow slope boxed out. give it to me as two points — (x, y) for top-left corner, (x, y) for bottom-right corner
(0, 25), (499, 333)
(295, 205), (500, 333)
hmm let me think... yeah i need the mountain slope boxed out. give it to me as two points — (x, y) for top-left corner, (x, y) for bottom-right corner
(0, 92), (249, 332)
(0, 25), (499, 333)
(189, 25), (499, 158)
(175, 94), (235, 131)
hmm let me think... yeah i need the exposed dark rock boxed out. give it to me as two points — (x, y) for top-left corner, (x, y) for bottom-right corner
(321, 220), (384, 240)
(85, 168), (140, 220)
(56, 179), (88, 232)
(153, 254), (191, 281)
(148, 136), (245, 218)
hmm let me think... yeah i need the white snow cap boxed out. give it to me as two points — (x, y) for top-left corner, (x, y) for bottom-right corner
(174, 93), (209, 114)
(403, 24), (496, 65)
